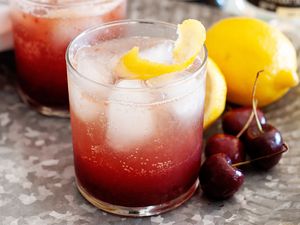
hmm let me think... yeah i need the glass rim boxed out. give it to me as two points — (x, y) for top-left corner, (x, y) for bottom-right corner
(15, 0), (116, 7)
(66, 19), (208, 91)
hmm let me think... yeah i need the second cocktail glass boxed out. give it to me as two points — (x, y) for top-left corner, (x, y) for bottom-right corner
(66, 20), (207, 216)
(11, 0), (126, 117)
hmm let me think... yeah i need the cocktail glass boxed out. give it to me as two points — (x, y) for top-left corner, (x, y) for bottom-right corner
(10, 0), (126, 117)
(66, 20), (207, 216)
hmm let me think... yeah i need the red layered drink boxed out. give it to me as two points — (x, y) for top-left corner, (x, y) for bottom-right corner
(66, 20), (207, 216)
(11, 0), (126, 116)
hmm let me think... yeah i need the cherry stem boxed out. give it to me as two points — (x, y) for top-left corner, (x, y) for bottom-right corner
(232, 142), (289, 168)
(235, 70), (263, 139)
(252, 70), (264, 133)
(236, 103), (255, 139)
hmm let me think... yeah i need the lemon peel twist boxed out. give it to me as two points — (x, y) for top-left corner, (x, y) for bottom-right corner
(116, 19), (206, 80)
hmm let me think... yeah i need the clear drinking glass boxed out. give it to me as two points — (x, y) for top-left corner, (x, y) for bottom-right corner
(10, 0), (127, 117)
(66, 20), (207, 217)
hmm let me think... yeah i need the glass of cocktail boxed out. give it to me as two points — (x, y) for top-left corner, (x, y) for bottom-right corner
(66, 20), (207, 216)
(10, 0), (126, 117)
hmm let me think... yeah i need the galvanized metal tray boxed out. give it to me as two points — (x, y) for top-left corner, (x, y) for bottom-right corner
(0, 0), (299, 224)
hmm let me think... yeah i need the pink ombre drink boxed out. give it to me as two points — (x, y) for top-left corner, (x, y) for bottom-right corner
(66, 20), (207, 216)
(11, 0), (126, 116)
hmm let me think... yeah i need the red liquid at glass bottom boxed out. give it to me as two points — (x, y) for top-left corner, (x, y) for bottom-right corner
(71, 111), (203, 208)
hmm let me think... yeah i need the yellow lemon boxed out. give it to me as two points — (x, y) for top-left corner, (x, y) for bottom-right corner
(206, 17), (299, 107)
(204, 58), (227, 129)
(116, 19), (206, 80)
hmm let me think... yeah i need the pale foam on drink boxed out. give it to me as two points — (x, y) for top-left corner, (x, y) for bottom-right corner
(19, 0), (125, 18)
(70, 37), (205, 151)
(12, 0), (126, 47)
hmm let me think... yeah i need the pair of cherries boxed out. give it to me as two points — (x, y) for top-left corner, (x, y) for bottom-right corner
(199, 72), (288, 200)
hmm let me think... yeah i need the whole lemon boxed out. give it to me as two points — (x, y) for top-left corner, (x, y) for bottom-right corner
(206, 17), (299, 107)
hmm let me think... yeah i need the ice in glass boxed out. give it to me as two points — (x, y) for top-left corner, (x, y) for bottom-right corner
(66, 20), (207, 216)
(10, 0), (126, 116)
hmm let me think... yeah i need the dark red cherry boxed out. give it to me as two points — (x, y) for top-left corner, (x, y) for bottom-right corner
(205, 134), (246, 164)
(244, 123), (284, 170)
(222, 107), (266, 136)
(200, 153), (244, 200)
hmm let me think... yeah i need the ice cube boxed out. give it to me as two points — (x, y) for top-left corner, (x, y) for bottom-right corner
(75, 48), (118, 100)
(69, 48), (118, 122)
(170, 58), (206, 121)
(47, 0), (123, 18)
(49, 0), (124, 45)
(68, 80), (102, 122)
(76, 51), (114, 85)
(106, 80), (155, 151)
(148, 69), (205, 123)
(50, 16), (101, 48)
(171, 75), (206, 123)
(114, 79), (145, 89)
(139, 41), (173, 64)
(146, 71), (182, 88)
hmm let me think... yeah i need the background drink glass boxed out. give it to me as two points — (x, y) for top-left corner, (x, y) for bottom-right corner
(66, 20), (207, 217)
(10, 0), (126, 117)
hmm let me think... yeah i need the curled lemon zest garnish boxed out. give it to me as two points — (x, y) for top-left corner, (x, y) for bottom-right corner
(116, 19), (206, 80)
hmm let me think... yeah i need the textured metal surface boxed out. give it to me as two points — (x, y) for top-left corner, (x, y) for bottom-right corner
(0, 0), (300, 224)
